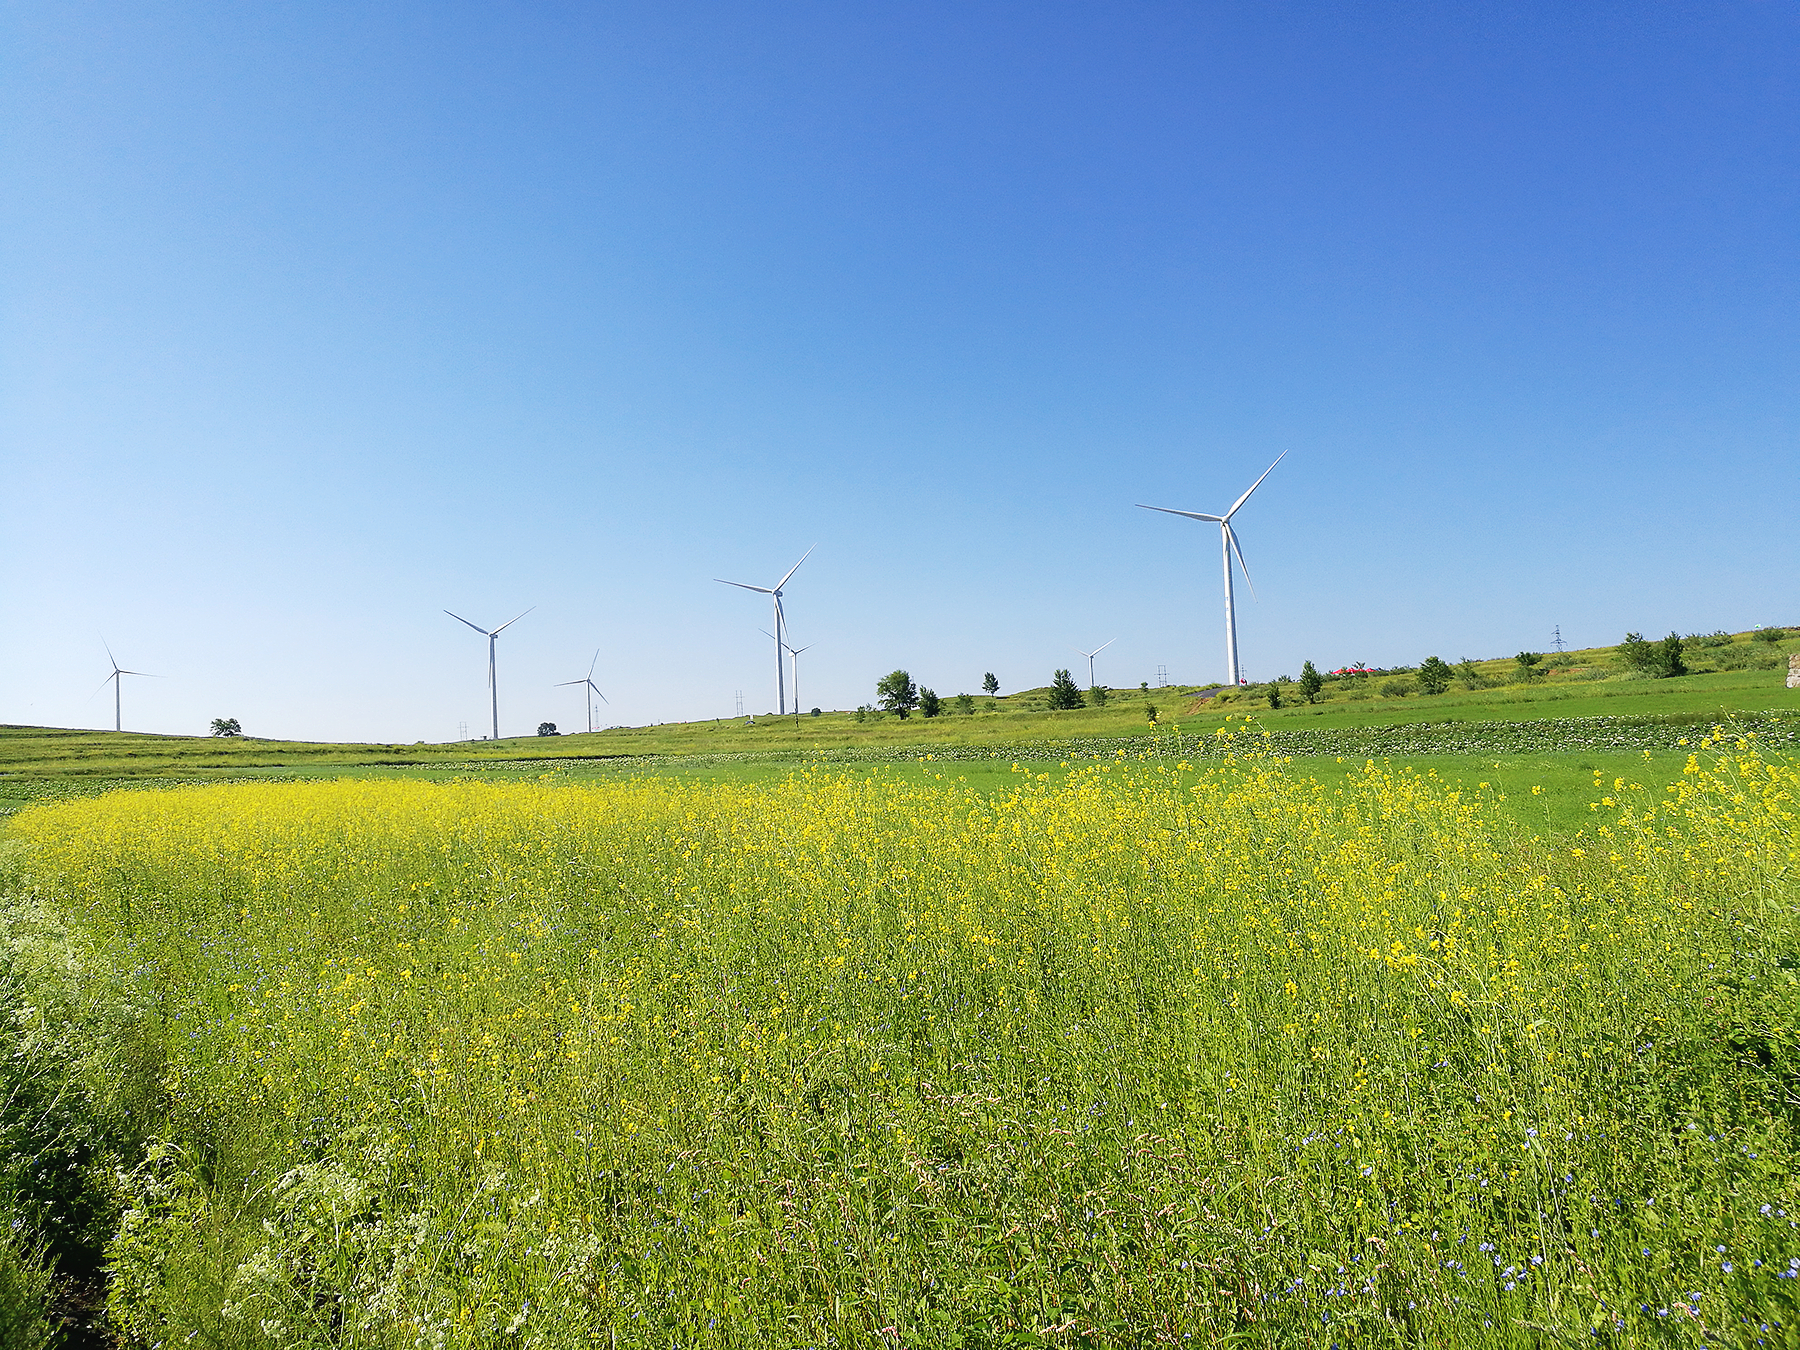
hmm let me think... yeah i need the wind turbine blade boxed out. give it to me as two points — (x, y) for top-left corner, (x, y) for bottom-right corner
(1093, 637), (1115, 656)
(491, 606), (534, 635)
(90, 674), (116, 699)
(1222, 450), (1287, 521)
(591, 683), (609, 704)
(102, 639), (120, 671)
(1137, 504), (1223, 523)
(586, 648), (600, 679)
(715, 578), (774, 595)
(445, 610), (491, 636)
(1226, 523), (1258, 600)
(554, 679), (586, 687)
(774, 543), (816, 592)
(788, 644), (812, 655)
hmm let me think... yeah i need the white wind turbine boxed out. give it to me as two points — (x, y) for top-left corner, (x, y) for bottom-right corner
(96, 642), (155, 732)
(765, 630), (815, 720)
(715, 545), (814, 715)
(445, 607), (533, 741)
(555, 649), (609, 734)
(1076, 638), (1115, 690)
(1137, 452), (1285, 687)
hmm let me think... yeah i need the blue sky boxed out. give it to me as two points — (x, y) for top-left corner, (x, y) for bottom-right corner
(3, 2), (1795, 741)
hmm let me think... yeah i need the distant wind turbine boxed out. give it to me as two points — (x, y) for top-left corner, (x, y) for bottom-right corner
(445, 607), (533, 741)
(1076, 638), (1115, 690)
(715, 546), (814, 714)
(1137, 452), (1285, 686)
(96, 642), (155, 732)
(766, 630), (815, 720)
(555, 649), (609, 734)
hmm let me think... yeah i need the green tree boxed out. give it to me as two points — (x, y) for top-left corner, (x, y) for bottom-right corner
(876, 670), (919, 718)
(982, 673), (1000, 696)
(208, 717), (242, 737)
(1087, 684), (1109, 707)
(1416, 656), (1453, 695)
(1047, 669), (1083, 710)
(918, 687), (942, 718)
(536, 722), (560, 736)
(1513, 651), (1544, 683)
(1298, 661), (1323, 704)
(952, 692), (975, 715)
(1144, 702), (1158, 724)
(1266, 682), (1282, 710)
(1454, 658), (1485, 690)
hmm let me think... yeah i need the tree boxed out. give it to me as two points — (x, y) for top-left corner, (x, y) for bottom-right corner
(1454, 658), (1485, 690)
(1416, 656), (1453, 696)
(919, 687), (942, 718)
(877, 670), (919, 718)
(1298, 661), (1323, 704)
(209, 717), (241, 737)
(1047, 669), (1083, 710)
(953, 692), (975, 715)
(537, 722), (560, 736)
(1513, 651), (1544, 683)
(982, 672), (1000, 696)
(1266, 682), (1282, 709)
(1087, 684), (1108, 707)
(1144, 702), (1158, 724)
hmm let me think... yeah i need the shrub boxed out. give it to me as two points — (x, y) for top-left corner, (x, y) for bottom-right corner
(1618, 633), (1687, 678)
(537, 722), (560, 736)
(1087, 685), (1109, 708)
(1144, 703), (1158, 724)
(1266, 683), (1282, 710)
(810, 707), (822, 717)
(1379, 679), (1412, 698)
(1454, 659), (1487, 690)
(1047, 670), (1084, 710)
(952, 693), (975, 715)
(1416, 657), (1452, 696)
(1513, 652), (1544, 684)
(1755, 628), (1789, 645)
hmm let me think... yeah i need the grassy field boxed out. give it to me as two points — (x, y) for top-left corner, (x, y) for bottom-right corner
(2, 738), (1797, 1344)
(3, 630), (1794, 786)
(0, 630), (1795, 1342)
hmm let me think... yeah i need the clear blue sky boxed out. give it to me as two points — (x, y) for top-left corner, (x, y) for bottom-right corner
(4, 2), (1794, 741)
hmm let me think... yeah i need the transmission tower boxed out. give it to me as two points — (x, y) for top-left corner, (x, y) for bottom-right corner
(734, 690), (744, 718)
(1552, 626), (1566, 653)
(1156, 664), (1169, 688)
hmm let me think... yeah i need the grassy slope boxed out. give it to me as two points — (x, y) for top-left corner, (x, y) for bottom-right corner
(4, 630), (1794, 834)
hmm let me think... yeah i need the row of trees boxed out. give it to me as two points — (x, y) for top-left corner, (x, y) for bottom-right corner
(873, 669), (1128, 719)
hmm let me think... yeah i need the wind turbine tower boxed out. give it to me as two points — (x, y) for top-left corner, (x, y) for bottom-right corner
(97, 643), (154, 732)
(445, 607), (533, 741)
(1137, 452), (1285, 686)
(763, 631), (816, 722)
(555, 649), (609, 734)
(715, 546), (814, 714)
(1077, 638), (1115, 690)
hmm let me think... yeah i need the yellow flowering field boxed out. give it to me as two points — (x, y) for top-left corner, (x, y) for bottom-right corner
(8, 738), (1800, 1346)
